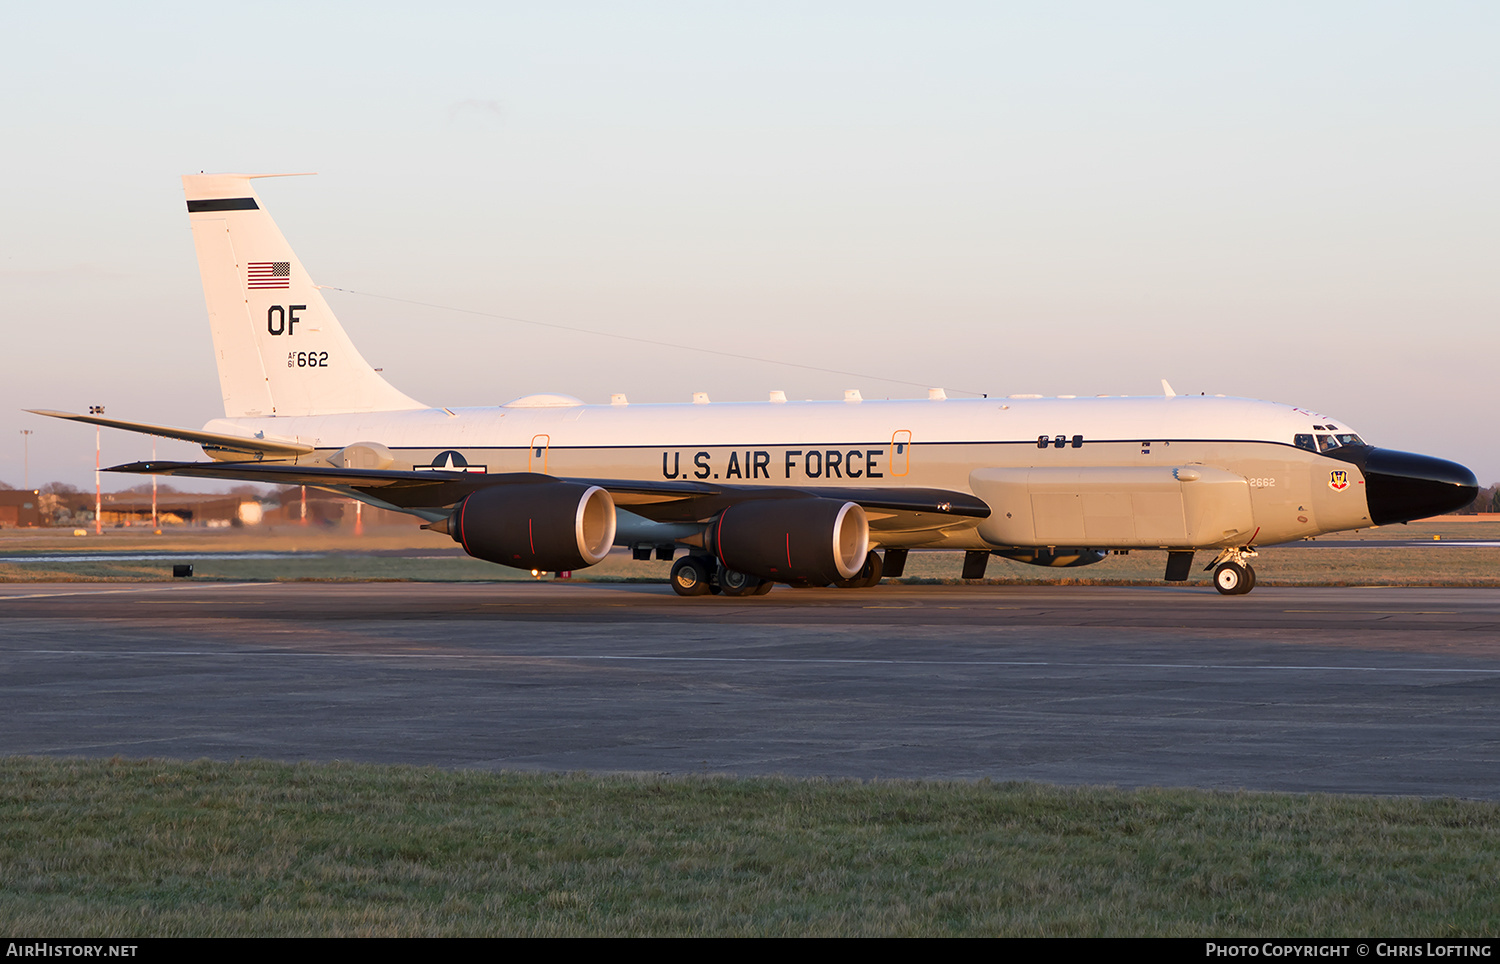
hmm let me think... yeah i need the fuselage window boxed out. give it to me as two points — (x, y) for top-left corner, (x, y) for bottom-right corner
(1071, 434), (1083, 449)
(1294, 434), (1316, 452)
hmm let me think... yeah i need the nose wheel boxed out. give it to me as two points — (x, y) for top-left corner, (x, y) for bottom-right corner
(1213, 561), (1256, 595)
(1206, 547), (1259, 595)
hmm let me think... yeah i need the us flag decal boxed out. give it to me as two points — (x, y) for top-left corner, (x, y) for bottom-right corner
(248, 262), (291, 289)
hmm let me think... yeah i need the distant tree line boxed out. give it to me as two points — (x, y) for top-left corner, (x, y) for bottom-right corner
(1452, 483), (1500, 515)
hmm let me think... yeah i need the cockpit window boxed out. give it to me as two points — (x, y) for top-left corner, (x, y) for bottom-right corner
(1314, 433), (1366, 452)
(1297, 431), (1364, 452)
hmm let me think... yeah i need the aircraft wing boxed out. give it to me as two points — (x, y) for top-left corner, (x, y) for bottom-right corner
(105, 459), (988, 530)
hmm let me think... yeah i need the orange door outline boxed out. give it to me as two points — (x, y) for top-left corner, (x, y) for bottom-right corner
(529, 434), (550, 474)
(890, 430), (912, 477)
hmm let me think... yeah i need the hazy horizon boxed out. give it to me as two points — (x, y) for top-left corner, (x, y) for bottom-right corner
(4, 3), (1496, 492)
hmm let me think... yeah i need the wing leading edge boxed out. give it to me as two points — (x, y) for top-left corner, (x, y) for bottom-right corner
(104, 459), (989, 527)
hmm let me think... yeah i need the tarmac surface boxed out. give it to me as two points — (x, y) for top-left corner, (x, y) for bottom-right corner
(3, 580), (1499, 797)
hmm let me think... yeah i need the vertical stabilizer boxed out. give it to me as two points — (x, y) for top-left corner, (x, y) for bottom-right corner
(183, 173), (426, 418)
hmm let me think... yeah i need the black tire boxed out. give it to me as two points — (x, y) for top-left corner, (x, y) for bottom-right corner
(1214, 562), (1249, 596)
(1243, 565), (1257, 593)
(751, 579), (774, 595)
(670, 556), (713, 597)
(833, 551), (883, 589)
(719, 566), (766, 597)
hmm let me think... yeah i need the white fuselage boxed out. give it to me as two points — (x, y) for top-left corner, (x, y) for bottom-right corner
(206, 392), (1374, 550)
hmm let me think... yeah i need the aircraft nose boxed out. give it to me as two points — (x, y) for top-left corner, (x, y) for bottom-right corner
(1362, 449), (1478, 525)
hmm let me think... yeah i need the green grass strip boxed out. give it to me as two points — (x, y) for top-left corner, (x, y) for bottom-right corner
(1, 757), (1496, 936)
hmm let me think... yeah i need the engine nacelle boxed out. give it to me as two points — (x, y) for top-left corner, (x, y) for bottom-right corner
(451, 483), (617, 572)
(993, 548), (1108, 568)
(709, 498), (869, 584)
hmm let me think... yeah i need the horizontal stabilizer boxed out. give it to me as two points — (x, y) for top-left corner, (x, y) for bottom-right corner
(27, 410), (314, 458)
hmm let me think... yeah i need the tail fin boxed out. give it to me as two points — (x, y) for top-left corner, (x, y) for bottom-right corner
(183, 173), (426, 418)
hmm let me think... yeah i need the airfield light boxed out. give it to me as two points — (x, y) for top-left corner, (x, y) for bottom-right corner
(19, 430), (32, 489)
(89, 406), (104, 535)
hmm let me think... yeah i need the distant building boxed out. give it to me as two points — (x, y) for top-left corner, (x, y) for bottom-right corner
(96, 492), (259, 527)
(0, 490), (42, 527)
(21, 485), (412, 529)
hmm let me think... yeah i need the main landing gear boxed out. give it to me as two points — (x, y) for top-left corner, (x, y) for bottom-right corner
(832, 551), (883, 589)
(669, 555), (714, 596)
(1207, 547), (1259, 596)
(668, 551), (887, 597)
(718, 565), (774, 597)
(669, 555), (774, 597)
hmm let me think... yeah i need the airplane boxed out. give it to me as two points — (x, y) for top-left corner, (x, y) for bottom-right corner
(29, 173), (1479, 597)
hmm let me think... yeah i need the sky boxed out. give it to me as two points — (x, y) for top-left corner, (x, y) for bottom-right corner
(3, 2), (1497, 490)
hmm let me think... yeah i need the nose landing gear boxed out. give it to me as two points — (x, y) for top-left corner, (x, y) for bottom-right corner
(1207, 547), (1259, 595)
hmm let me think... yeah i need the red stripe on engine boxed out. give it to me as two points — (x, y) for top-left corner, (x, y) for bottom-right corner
(717, 507), (730, 569)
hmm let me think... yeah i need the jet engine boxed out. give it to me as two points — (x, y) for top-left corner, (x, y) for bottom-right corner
(709, 498), (869, 584)
(993, 548), (1108, 568)
(449, 483), (617, 572)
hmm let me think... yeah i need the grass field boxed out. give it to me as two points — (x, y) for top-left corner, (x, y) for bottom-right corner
(2, 757), (1497, 937)
(0, 519), (1496, 586)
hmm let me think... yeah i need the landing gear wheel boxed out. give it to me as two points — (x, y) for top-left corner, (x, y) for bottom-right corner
(1214, 561), (1252, 595)
(833, 551), (883, 589)
(718, 566), (767, 597)
(670, 556), (713, 597)
(751, 580), (774, 595)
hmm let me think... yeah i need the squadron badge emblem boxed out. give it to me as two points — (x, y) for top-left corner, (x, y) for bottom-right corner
(1329, 469), (1350, 491)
